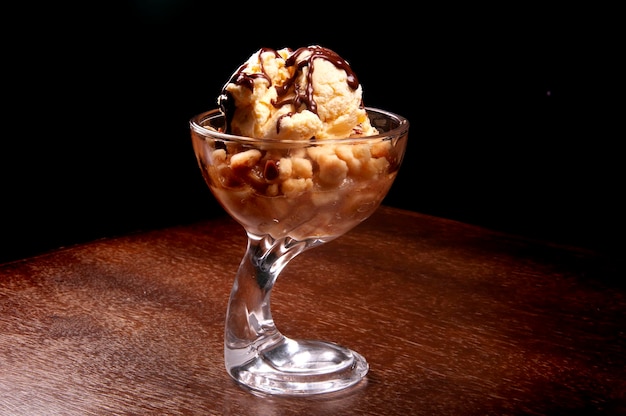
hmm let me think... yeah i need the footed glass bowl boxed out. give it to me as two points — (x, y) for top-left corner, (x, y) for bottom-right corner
(189, 107), (409, 396)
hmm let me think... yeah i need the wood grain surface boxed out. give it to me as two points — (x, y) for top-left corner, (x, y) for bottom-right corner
(1, 206), (624, 415)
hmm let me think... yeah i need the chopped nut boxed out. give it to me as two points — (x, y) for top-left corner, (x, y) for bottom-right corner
(291, 157), (313, 179)
(282, 177), (313, 197)
(231, 149), (262, 170)
(371, 140), (392, 158)
(318, 153), (348, 187)
(278, 157), (293, 180)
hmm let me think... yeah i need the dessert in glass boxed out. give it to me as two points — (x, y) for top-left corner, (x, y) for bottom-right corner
(189, 46), (409, 396)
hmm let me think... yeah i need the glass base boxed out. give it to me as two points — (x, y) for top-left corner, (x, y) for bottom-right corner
(226, 337), (369, 396)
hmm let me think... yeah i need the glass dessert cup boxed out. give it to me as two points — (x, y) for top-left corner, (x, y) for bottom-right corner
(189, 107), (409, 396)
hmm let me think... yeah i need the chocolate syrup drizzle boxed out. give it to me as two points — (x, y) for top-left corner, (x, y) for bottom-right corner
(218, 46), (360, 135)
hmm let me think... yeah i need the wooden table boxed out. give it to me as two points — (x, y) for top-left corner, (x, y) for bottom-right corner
(1, 206), (624, 415)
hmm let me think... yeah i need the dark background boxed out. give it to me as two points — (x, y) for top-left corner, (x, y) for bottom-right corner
(2, 2), (622, 264)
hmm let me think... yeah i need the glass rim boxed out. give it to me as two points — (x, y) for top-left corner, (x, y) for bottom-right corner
(189, 107), (409, 145)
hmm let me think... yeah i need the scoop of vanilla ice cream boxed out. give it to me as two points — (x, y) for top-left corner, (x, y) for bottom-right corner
(218, 46), (377, 140)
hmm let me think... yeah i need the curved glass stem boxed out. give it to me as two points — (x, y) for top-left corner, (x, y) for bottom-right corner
(224, 232), (369, 395)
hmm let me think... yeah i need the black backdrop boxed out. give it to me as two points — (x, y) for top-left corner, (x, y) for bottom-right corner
(2, 2), (622, 263)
